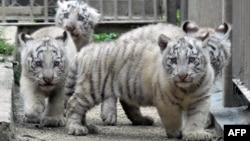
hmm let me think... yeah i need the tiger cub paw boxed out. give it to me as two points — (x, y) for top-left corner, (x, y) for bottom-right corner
(182, 130), (213, 141)
(23, 104), (44, 124)
(101, 111), (117, 125)
(41, 116), (66, 127)
(67, 123), (90, 136)
(23, 114), (40, 124)
(132, 116), (154, 126)
(167, 130), (182, 139)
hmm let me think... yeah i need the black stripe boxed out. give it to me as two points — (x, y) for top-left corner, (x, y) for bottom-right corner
(171, 89), (183, 101)
(189, 95), (210, 109)
(133, 47), (145, 102)
(76, 94), (91, 110)
(97, 47), (103, 94)
(109, 43), (121, 97)
(35, 45), (44, 52)
(158, 81), (182, 109)
(36, 50), (44, 58)
(89, 64), (95, 102)
(101, 71), (110, 100)
(126, 43), (136, 100)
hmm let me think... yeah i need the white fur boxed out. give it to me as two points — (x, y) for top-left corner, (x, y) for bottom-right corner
(19, 26), (77, 127)
(55, 0), (101, 50)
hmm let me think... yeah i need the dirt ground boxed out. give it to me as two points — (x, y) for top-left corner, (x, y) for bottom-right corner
(11, 85), (223, 141)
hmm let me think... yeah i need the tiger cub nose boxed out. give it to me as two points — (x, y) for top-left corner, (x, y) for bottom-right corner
(178, 73), (188, 81)
(65, 25), (75, 32)
(43, 77), (53, 83)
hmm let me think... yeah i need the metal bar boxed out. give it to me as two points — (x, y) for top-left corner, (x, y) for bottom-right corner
(29, 0), (34, 22)
(2, 0), (6, 22)
(128, 0), (132, 20)
(44, 0), (48, 22)
(180, 0), (188, 22)
(142, 0), (145, 19)
(162, 0), (167, 20)
(153, 0), (157, 20)
(114, 0), (118, 20)
(99, 0), (103, 20)
(167, 0), (177, 24)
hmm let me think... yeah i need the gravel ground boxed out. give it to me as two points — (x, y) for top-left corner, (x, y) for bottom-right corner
(11, 85), (223, 141)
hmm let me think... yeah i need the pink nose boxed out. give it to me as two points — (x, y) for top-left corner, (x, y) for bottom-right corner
(43, 77), (53, 83)
(65, 25), (75, 32)
(178, 74), (188, 81)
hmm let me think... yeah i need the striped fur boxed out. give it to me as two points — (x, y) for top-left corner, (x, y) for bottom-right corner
(182, 21), (232, 79)
(55, 0), (100, 50)
(19, 26), (77, 127)
(65, 34), (215, 140)
(118, 22), (185, 42)
(107, 22), (185, 125)
(64, 22), (186, 126)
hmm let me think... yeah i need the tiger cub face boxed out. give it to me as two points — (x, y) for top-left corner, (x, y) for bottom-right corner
(182, 21), (231, 77)
(19, 32), (69, 91)
(158, 34), (210, 88)
(55, 0), (100, 40)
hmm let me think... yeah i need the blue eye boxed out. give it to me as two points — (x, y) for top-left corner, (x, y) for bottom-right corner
(78, 15), (84, 21)
(54, 61), (60, 66)
(64, 13), (69, 18)
(189, 57), (196, 63)
(170, 58), (177, 64)
(35, 61), (42, 67)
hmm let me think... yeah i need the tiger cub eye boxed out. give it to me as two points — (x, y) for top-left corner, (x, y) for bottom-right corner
(64, 13), (69, 18)
(170, 58), (177, 64)
(54, 61), (60, 67)
(188, 57), (196, 63)
(35, 61), (42, 67)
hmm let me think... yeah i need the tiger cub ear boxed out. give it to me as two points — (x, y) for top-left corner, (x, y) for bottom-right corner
(158, 34), (171, 52)
(88, 7), (101, 28)
(55, 31), (68, 46)
(182, 20), (199, 34)
(57, 0), (65, 7)
(18, 33), (33, 47)
(215, 23), (232, 39)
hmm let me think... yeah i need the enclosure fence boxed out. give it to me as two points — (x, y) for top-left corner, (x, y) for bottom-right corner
(0, 0), (167, 24)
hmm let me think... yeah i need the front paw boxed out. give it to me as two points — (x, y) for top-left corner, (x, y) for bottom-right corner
(167, 130), (182, 139)
(41, 116), (65, 127)
(23, 104), (44, 124)
(182, 130), (213, 141)
(101, 111), (117, 125)
(67, 123), (89, 136)
(23, 114), (40, 124)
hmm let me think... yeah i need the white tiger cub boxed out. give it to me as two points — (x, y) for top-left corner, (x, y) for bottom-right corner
(55, 0), (101, 50)
(64, 22), (186, 126)
(18, 26), (77, 127)
(65, 33), (215, 140)
(113, 21), (232, 127)
(182, 21), (231, 79)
